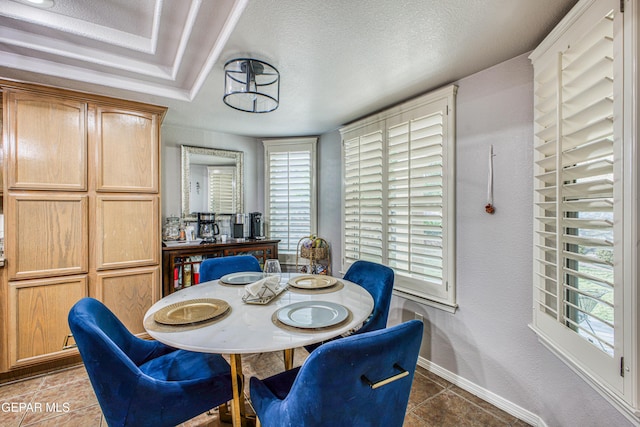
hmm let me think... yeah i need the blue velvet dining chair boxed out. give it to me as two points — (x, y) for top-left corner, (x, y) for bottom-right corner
(304, 260), (394, 353)
(199, 255), (262, 282)
(250, 319), (423, 427)
(68, 297), (233, 427)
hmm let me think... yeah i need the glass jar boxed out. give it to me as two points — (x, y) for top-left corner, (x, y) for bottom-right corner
(162, 216), (181, 241)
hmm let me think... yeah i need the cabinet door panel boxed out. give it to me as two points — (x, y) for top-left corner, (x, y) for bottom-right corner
(95, 266), (159, 336)
(5, 91), (87, 190)
(94, 106), (159, 192)
(7, 195), (89, 280)
(8, 276), (87, 368)
(95, 195), (159, 269)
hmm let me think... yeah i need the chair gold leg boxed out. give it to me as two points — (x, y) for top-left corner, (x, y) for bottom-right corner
(283, 348), (294, 370)
(230, 354), (248, 427)
(256, 416), (261, 427)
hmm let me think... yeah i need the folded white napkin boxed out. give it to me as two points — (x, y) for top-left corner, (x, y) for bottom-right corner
(245, 275), (280, 296)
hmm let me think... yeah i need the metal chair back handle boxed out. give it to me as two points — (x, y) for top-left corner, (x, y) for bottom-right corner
(361, 363), (409, 389)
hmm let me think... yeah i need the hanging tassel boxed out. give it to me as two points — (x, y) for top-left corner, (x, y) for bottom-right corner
(485, 145), (495, 214)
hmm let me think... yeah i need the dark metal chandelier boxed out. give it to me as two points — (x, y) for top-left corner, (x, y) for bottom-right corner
(223, 58), (279, 113)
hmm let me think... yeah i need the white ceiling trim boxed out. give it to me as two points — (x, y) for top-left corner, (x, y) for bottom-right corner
(167, 0), (201, 80)
(0, 26), (173, 79)
(188, 0), (248, 100)
(0, 0), (249, 101)
(0, 50), (192, 100)
(0, 0), (160, 53)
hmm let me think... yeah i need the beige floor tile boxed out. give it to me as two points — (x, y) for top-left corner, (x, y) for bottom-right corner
(39, 366), (87, 390)
(21, 403), (103, 427)
(407, 370), (447, 411)
(0, 376), (44, 401)
(20, 378), (98, 426)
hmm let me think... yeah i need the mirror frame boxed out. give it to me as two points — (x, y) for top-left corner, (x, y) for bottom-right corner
(181, 145), (244, 220)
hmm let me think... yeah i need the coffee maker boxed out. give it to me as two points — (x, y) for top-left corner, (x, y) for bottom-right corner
(197, 212), (219, 243)
(250, 212), (264, 239)
(232, 213), (249, 239)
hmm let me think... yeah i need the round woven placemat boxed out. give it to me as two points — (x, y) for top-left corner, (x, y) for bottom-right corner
(287, 280), (344, 294)
(271, 308), (352, 333)
(144, 306), (232, 333)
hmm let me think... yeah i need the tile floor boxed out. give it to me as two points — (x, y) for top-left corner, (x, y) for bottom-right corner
(0, 349), (531, 427)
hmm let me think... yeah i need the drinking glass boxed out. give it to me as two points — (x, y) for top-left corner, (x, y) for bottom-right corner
(263, 259), (282, 283)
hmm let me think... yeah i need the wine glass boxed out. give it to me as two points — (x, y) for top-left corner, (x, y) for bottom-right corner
(263, 259), (282, 283)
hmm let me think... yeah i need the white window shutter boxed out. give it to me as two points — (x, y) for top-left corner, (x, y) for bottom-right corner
(341, 86), (456, 310)
(263, 138), (318, 263)
(531, 0), (623, 396)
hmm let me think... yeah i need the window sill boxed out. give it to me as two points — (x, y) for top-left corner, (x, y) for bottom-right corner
(392, 288), (458, 314)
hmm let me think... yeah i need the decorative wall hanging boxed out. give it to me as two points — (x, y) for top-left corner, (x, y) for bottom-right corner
(485, 145), (495, 214)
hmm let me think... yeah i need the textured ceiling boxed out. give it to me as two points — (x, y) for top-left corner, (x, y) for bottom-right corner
(0, 0), (578, 138)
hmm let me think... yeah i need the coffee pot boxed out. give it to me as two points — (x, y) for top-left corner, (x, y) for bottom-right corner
(197, 213), (220, 242)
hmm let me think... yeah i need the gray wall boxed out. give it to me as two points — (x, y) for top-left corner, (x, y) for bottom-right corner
(161, 124), (263, 220)
(382, 53), (631, 426)
(160, 52), (632, 426)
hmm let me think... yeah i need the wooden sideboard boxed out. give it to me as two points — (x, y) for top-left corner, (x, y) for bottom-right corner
(162, 239), (280, 295)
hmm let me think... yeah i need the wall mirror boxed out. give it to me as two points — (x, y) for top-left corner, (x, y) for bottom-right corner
(181, 145), (244, 220)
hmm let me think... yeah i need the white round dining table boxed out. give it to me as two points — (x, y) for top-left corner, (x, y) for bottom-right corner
(144, 274), (374, 427)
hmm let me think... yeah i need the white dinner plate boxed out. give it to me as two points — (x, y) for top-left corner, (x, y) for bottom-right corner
(219, 271), (264, 285)
(276, 301), (349, 329)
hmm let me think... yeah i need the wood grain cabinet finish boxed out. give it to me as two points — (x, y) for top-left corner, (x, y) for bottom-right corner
(8, 276), (88, 368)
(95, 266), (159, 336)
(6, 194), (89, 280)
(5, 91), (87, 191)
(0, 82), (166, 373)
(93, 105), (159, 193)
(95, 196), (159, 270)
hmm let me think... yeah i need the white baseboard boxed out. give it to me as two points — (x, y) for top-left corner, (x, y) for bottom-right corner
(417, 356), (547, 427)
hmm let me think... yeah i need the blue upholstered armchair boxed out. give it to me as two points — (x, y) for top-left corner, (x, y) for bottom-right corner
(250, 320), (423, 427)
(68, 297), (233, 427)
(305, 260), (394, 353)
(199, 255), (262, 282)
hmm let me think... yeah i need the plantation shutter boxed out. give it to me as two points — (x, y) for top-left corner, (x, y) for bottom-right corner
(343, 125), (384, 264)
(208, 167), (235, 213)
(263, 138), (317, 262)
(531, 0), (622, 392)
(341, 86), (456, 310)
(386, 99), (452, 301)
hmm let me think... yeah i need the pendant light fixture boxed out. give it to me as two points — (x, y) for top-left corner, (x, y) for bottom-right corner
(223, 58), (279, 113)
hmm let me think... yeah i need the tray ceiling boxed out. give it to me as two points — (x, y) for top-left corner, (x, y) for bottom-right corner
(0, 0), (578, 137)
(0, 0), (247, 100)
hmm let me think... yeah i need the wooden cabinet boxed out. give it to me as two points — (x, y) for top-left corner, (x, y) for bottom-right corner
(162, 239), (280, 296)
(6, 194), (88, 280)
(8, 275), (88, 368)
(93, 105), (159, 193)
(0, 82), (166, 372)
(5, 92), (87, 191)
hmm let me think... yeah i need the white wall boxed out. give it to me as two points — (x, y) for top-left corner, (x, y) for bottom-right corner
(160, 124), (263, 219)
(320, 53), (632, 426)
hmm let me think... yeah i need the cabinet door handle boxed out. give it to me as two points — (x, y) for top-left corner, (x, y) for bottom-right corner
(62, 334), (77, 350)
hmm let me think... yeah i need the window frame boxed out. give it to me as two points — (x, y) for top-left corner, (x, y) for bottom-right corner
(529, 0), (640, 419)
(340, 85), (457, 311)
(262, 137), (318, 265)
